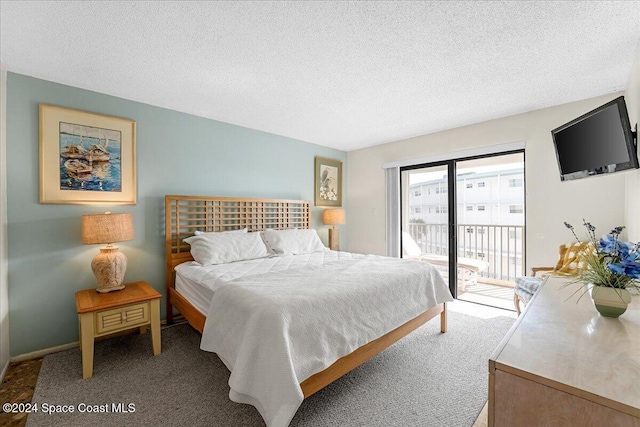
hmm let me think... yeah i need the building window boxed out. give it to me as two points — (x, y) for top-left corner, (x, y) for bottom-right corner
(466, 206), (473, 211)
(466, 227), (474, 233)
(509, 230), (517, 239)
(477, 205), (485, 211)
(510, 205), (524, 214)
(478, 228), (485, 234)
(477, 182), (486, 188)
(436, 206), (448, 214)
(509, 178), (523, 187)
(466, 183), (473, 189)
(414, 190), (421, 197)
(435, 187), (448, 194)
(414, 207), (421, 214)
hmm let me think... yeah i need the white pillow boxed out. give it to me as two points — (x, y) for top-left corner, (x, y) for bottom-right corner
(195, 227), (247, 235)
(183, 232), (269, 265)
(261, 229), (327, 255)
(402, 231), (422, 258)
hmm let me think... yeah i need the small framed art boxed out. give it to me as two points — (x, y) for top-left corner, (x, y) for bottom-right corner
(314, 156), (342, 207)
(39, 104), (136, 204)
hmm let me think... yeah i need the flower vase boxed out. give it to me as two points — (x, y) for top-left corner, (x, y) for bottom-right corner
(590, 285), (632, 318)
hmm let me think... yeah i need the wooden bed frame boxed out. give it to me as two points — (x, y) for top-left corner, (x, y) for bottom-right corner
(165, 194), (447, 398)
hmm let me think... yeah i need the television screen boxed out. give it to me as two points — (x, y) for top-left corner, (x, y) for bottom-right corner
(551, 96), (637, 181)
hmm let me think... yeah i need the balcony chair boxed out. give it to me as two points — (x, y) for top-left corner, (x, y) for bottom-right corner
(402, 232), (489, 291)
(513, 242), (590, 315)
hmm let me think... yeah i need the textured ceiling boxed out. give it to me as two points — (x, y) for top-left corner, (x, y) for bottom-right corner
(1, 1), (639, 151)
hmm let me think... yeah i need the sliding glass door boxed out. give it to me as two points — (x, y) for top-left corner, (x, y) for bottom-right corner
(400, 151), (525, 310)
(401, 163), (456, 294)
(455, 155), (525, 309)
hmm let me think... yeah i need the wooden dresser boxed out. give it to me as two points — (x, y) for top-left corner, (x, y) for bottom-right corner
(489, 276), (640, 426)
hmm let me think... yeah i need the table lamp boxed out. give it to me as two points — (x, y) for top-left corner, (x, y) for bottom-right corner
(323, 209), (345, 251)
(82, 212), (135, 293)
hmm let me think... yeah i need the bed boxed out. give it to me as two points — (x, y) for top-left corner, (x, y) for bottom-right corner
(165, 195), (453, 426)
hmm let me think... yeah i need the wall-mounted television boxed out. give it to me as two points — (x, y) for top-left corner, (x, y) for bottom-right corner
(551, 96), (638, 181)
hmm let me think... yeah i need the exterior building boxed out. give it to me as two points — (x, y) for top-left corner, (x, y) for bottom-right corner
(408, 168), (524, 225)
(407, 168), (525, 281)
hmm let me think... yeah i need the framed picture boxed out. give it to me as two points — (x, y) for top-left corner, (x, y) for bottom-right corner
(314, 156), (342, 207)
(39, 104), (136, 204)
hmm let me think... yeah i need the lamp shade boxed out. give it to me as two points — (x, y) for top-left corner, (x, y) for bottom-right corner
(82, 212), (134, 245)
(323, 209), (345, 226)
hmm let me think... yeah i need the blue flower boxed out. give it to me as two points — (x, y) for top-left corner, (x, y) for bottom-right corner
(617, 241), (637, 259)
(565, 219), (640, 286)
(626, 265), (640, 279)
(597, 234), (634, 257)
(607, 243), (640, 278)
(608, 259), (640, 279)
(597, 234), (617, 254)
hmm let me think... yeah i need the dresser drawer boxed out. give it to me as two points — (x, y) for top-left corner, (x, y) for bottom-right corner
(95, 301), (150, 335)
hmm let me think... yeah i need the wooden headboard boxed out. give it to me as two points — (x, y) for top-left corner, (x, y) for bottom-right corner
(164, 195), (311, 301)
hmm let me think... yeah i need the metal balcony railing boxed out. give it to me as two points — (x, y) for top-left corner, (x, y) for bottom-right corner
(406, 223), (525, 282)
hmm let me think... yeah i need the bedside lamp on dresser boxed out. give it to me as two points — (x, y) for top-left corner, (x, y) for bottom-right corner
(323, 209), (345, 251)
(82, 212), (134, 293)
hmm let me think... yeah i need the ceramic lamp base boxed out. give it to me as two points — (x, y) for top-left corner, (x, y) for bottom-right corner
(91, 246), (127, 293)
(328, 227), (340, 251)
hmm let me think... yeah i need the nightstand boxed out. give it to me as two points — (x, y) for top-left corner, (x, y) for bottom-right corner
(75, 281), (162, 379)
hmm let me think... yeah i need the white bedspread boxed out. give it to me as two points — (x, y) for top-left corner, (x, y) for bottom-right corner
(176, 250), (363, 294)
(175, 251), (365, 314)
(199, 254), (452, 427)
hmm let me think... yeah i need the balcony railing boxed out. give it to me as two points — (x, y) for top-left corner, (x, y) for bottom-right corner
(406, 223), (525, 282)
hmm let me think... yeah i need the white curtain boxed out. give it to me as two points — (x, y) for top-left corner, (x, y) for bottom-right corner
(385, 167), (400, 258)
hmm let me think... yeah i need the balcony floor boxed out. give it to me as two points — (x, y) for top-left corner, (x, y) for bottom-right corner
(458, 279), (516, 311)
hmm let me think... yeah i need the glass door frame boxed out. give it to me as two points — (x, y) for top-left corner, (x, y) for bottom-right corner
(399, 149), (525, 299)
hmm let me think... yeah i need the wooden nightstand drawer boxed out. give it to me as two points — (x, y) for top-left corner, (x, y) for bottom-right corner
(95, 301), (150, 335)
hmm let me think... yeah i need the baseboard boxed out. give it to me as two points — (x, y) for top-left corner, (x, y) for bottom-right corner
(11, 341), (78, 363)
(0, 358), (9, 383)
(10, 317), (187, 363)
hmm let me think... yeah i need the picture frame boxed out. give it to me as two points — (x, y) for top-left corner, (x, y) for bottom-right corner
(314, 156), (342, 207)
(39, 104), (136, 204)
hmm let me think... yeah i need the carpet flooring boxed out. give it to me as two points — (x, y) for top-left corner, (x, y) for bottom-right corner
(26, 310), (513, 427)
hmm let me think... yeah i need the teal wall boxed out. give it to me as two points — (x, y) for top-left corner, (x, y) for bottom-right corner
(6, 73), (348, 356)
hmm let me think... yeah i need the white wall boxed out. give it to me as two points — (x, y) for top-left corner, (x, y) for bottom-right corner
(0, 61), (9, 379)
(347, 93), (628, 271)
(624, 42), (640, 241)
